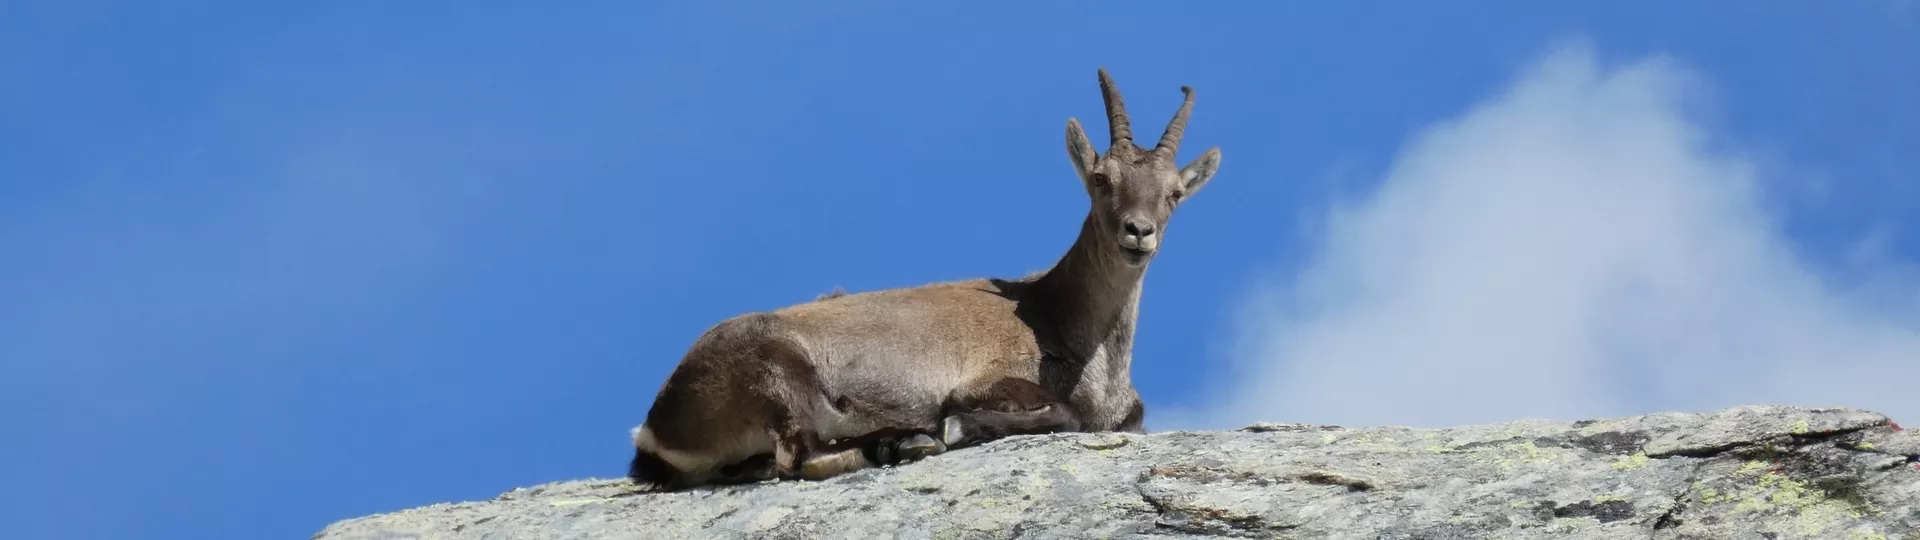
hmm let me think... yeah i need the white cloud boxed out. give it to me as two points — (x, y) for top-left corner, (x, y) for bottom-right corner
(1170, 42), (1920, 430)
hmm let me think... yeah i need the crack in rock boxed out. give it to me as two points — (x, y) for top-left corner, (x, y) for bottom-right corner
(1544, 499), (1637, 523)
(1144, 463), (1375, 492)
(1652, 460), (1706, 533)
(1643, 407), (1890, 458)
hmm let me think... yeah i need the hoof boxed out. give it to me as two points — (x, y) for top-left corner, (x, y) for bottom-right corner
(897, 434), (946, 461)
(800, 449), (872, 480)
(941, 415), (967, 446)
(871, 436), (898, 465)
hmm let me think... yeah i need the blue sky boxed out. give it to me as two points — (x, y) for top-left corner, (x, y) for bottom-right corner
(2, 2), (1915, 538)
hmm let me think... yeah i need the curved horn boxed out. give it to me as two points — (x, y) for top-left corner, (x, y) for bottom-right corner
(1154, 86), (1195, 157)
(1097, 68), (1133, 146)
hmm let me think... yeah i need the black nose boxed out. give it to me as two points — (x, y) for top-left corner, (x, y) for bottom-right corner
(1123, 218), (1155, 238)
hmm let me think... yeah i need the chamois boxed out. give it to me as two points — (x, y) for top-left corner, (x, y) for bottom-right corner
(628, 68), (1223, 490)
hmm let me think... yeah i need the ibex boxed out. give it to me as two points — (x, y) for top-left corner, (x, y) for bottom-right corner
(628, 68), (1223, 490)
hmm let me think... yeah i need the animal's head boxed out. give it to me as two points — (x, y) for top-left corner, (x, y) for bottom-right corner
(1065, 68), (1222, 267)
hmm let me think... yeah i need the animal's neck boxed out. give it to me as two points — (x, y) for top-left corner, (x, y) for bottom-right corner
(1034, 214), (1147, 374)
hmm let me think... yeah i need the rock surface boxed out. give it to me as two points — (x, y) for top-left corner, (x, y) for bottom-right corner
(314, 405), (1920, 539)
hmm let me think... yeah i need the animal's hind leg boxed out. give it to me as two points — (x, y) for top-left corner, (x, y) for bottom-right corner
(892, 432), (946, 462)
(778, 423), (955, 477)
(753, 329), (896, 481)
(817, 394), (951, 466)
(768, 424), (830, 480)
(793, 425), (949, 478)
(1115, 396), (1147, 434)
(766, 403), (891, 481)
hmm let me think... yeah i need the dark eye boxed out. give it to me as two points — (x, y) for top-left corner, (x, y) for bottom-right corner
(1168, 190), (1185, 203)
(1089, 173), (1111, 189)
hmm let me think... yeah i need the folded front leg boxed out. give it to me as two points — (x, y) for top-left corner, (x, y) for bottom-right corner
(939, 376), (1082, 449)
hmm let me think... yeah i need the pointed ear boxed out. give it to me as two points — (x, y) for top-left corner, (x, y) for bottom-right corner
(1179, 147), (1221, 197)
(1065, 117), (1100, 182)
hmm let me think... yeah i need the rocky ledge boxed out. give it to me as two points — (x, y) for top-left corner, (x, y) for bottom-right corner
(314, 405), (1920, 539)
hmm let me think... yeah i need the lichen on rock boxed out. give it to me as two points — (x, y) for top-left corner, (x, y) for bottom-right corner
(313, 405), (1920, 539)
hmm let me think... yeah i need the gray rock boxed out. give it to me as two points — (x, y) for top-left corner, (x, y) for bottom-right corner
(313, 405), (1920, 540)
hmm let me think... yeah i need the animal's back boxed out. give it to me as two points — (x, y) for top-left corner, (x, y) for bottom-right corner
(771, 278), (1047, 420)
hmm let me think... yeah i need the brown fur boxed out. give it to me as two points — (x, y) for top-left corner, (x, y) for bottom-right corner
(629, 68), (1223, 490)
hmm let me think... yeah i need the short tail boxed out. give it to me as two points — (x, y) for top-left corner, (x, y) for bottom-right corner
(627, 426), (680, 489)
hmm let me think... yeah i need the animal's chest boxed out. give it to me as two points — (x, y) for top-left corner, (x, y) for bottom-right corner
(1052, 346), (1137, 431)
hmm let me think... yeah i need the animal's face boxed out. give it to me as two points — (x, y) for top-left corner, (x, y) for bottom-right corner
(1065, 69), (1222, 267)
